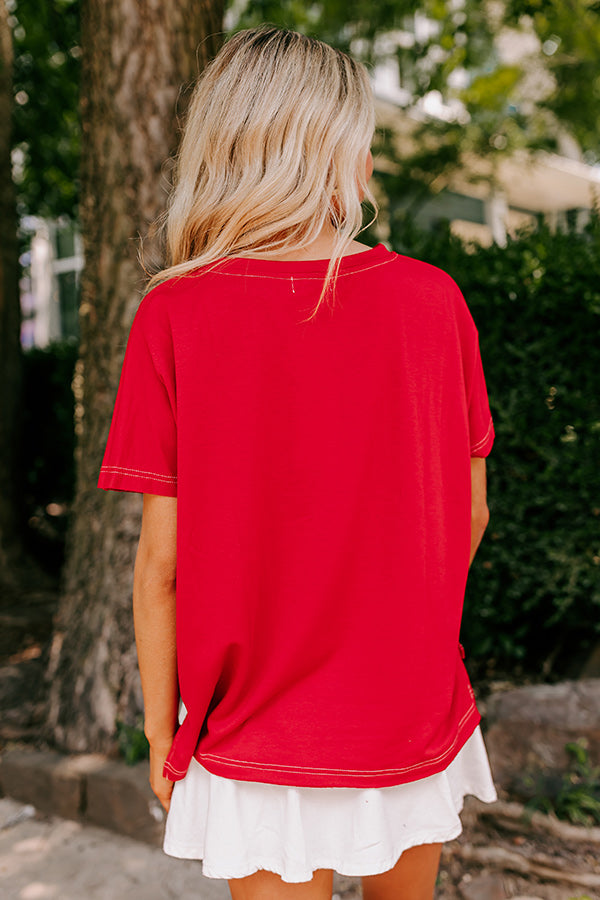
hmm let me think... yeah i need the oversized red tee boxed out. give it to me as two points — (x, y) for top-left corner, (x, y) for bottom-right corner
(98, 243), (495, 787)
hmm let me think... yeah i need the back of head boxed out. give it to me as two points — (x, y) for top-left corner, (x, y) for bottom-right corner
(147, 26), (377, 313)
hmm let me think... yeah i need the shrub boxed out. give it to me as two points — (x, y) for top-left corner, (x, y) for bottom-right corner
(388, 211), (600, 675)
(115, 717), (150, 766)
(524, 738), (600, 827)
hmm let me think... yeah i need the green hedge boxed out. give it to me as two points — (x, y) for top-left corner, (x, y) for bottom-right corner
(388, 211), (600, 675)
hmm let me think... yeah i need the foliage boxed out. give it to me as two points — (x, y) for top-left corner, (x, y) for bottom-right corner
(115, 718), (150, 766)
(506, 0), (600, 162)
(8, 0), (80, 219)
(383, 210), (600, 672)
(6, 0), (600, 218)
(524, 739), (600, 826)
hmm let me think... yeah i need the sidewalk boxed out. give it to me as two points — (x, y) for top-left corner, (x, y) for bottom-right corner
(0, 745), (233, 898)
(0, 796), (230, 899)
(0, 748), (363, 900)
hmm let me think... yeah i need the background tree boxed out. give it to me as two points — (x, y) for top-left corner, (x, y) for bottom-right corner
(45, 0), (225, 754)
(7, 1), (600, 228)
(505, 0), (600, 162)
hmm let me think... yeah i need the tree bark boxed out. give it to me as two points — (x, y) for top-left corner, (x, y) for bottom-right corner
(0, 0), (24, 583)
(45, 0), (224, 753)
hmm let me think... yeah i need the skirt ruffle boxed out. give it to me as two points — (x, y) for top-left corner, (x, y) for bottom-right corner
(163, 704), (497, 883)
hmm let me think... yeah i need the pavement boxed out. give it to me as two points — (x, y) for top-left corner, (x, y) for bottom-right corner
(0, 796), (231, 899)
(0, 744), (235, 900)
(0, 747), (363, 900)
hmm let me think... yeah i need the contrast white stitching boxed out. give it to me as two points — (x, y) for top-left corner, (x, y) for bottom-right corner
(100, 465), (177, 483)
(470, 418), (493, 454)
(197, 706), (477, 777)
(163, 760), (188, 776)
(211, 257), (397, 281)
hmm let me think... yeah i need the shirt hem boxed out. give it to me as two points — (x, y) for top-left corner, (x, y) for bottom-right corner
(188, 704), (481, 788)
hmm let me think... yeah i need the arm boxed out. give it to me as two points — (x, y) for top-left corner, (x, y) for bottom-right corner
(133, 493), (178, 812)
(469, 457), (489, 567)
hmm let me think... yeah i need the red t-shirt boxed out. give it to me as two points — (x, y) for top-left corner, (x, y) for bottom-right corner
(98, 243), (494, 787)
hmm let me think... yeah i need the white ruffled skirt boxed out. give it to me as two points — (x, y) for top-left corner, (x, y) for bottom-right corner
(163, 700), (498, 882)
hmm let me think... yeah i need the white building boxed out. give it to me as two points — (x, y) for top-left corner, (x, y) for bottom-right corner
(20, 216), (83, 349)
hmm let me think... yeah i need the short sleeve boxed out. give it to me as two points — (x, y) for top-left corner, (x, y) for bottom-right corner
(466, 331), (495, 457)
(449, 278), (495, 458)
(97, 292), (177, 496)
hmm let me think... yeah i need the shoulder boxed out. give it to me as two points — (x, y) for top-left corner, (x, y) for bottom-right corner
(137, 274), (190, 317)
(125, 277), (192, 358)
(132, 271), (202, 337)
(390, 252), (461, 295)
(388, 252), (478, 337)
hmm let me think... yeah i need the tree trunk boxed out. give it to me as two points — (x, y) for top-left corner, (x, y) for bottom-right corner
(0, 0), (24, 584)
(45, 0), (224, 753)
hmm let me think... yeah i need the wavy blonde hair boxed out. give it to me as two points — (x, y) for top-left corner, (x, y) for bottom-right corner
(145, 26), (378, 320)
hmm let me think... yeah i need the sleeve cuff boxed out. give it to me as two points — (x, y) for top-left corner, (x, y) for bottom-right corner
(98, 465), (177, 497)
(470, 418), (495, 457)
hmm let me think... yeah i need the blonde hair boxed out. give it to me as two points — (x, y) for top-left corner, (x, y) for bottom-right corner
(145, 26), (378, 320)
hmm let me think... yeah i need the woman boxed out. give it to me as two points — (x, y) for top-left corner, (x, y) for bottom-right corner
(98, 25), (497, 900)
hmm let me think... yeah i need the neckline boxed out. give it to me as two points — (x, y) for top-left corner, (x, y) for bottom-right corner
(217, 242), (394, 277)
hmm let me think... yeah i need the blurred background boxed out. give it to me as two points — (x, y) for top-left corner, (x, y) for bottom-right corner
(0, 0), (599, 774)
